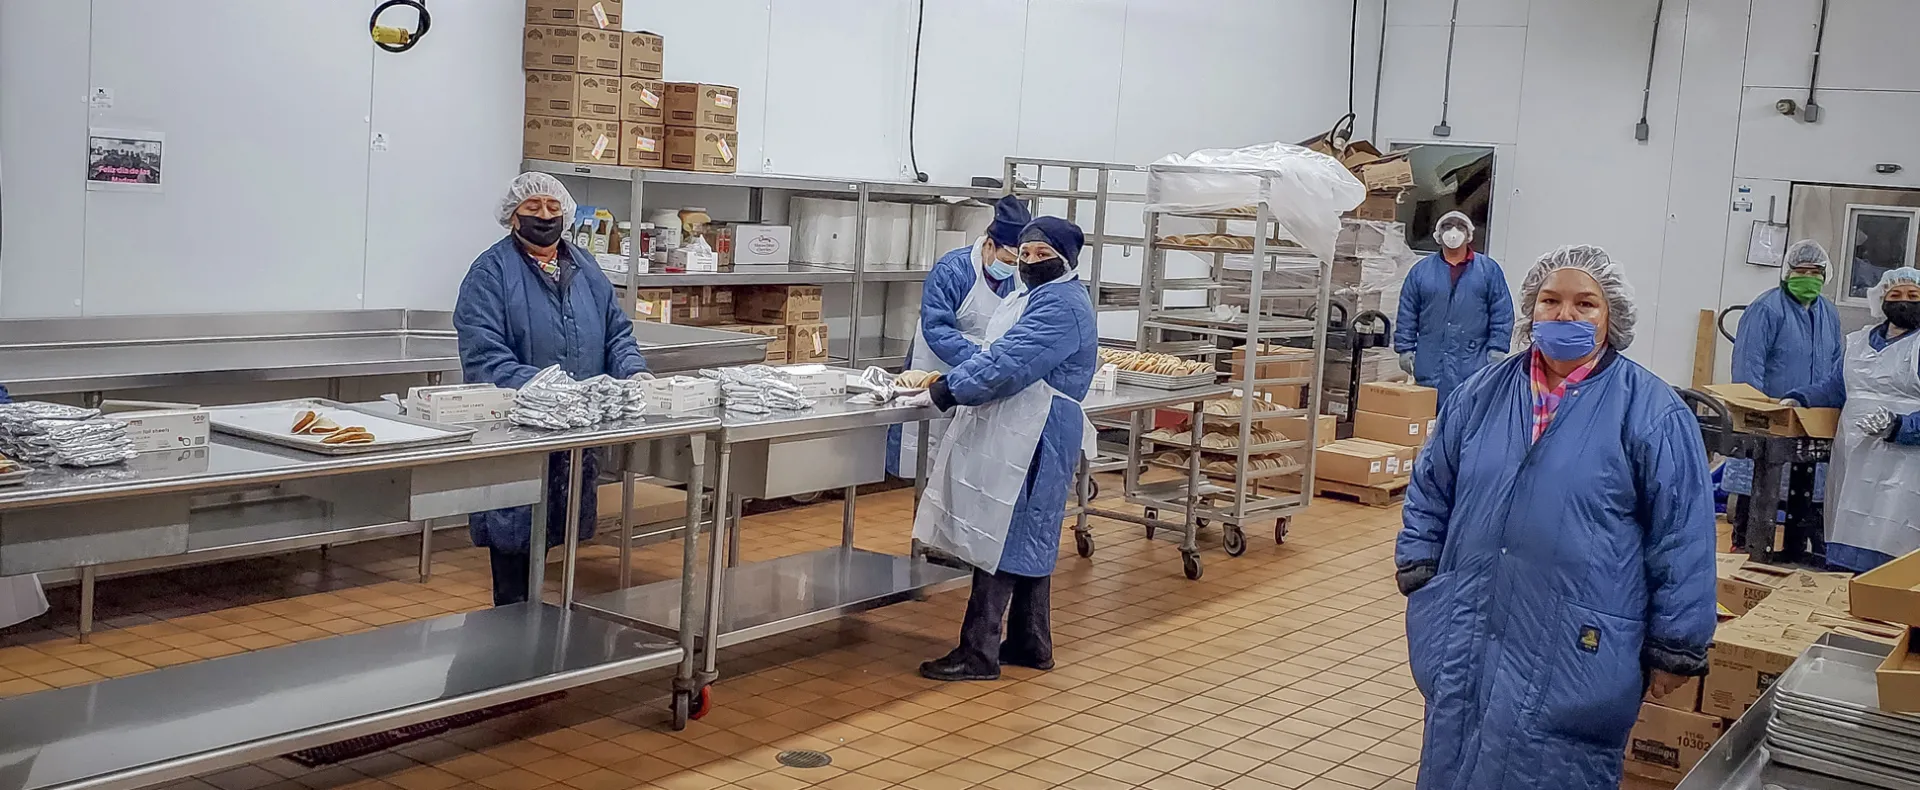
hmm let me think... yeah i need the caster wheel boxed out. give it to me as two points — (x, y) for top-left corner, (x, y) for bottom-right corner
(670, 686), (712, 730)
(1274, 516), (1291, 545)
(789, 491), (822, 505)
(1145, 507), (1158, 520)
(1075, 531), (1094, 558)
(1087, 478), (1101, 501)
(1196, 518), (1210, 529)
(1182, 552), (1203, 580)
(691, 685), (711, 720)
(1223, 526), (1246, 557)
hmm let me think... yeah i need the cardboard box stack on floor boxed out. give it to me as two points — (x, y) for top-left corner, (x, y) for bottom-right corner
(1352, 381), (1438, 449)
(1850, 548), (1920, 713)
(523, 1), (629, 165)
(664, 82), (739, 173)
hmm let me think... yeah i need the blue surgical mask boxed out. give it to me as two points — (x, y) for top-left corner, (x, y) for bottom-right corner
(1533, 320), (1600, 361)
(986, 259), (1016, 281)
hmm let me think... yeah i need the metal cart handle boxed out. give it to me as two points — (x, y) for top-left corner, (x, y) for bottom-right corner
(1677, 387), (1734, 456)
(1717, 305), (1747, 344)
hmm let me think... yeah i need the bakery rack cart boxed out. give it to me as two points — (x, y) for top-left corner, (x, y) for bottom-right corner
(1078, 163), (1334, 580)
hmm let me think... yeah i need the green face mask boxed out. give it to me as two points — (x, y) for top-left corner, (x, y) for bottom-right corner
(1784, 274), (1824, 303)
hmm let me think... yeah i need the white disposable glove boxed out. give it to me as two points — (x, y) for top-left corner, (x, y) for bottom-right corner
(1778, 397), (1801, 407)
(899, 391), (936, 409)
(1399, 352), (1416, 375)
(1857, 408), (1896, 438)
(628, 371), (655, 381)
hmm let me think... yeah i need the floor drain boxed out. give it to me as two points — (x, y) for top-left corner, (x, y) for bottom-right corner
(777, 750), (832, 769)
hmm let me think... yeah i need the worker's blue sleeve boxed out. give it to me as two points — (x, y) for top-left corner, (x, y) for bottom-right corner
(1396, 392), (1462, 591)
(921, 249), (982, 367)
(454, 264), (544, 389)
(0, 384), (10, 404)
(1785, 369), (1847, 409)
(600, 281), (648, 377)
(934, 287), (1089, 408)
(1393, 271), (1424, 355)
(1485, 269), (1514, 354)
(1894, 412), (1920, 446)
(1731, 297), (1780, 394)
(1635, 408), (1719, 676)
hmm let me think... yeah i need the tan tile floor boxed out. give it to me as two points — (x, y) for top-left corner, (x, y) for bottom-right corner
(0, 478), (1673, 790)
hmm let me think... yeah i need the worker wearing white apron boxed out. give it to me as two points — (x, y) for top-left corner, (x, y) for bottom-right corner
(1784, 267), (1920, 571)
(0, 385), (50, 630)
(903, 217), (1098, 682)
(886, 195), (1028, 478)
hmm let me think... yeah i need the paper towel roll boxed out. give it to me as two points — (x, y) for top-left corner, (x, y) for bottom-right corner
(907, 205), (946, 270)
(948, 204), (993, 237)
(793, 197), (858, 266)
(864, 203), (911, 267)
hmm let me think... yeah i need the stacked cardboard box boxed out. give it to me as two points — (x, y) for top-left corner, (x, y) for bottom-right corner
(1229, 344), (1314, 409)
(522, 1), (630, 165)
(1851, 549), (1920, 712)
(1315, 439), (1417, 487)
(664, 82), (739, 173)
(1351, 382), (1438, 449)
(1702, 563), (1903, 721)
(736, 286), (826, 362)
(667, 286), (734, 326)
(1302, 138), (1412, 222)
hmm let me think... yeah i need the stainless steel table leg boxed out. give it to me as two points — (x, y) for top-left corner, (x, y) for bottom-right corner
(561, 448), (585, 608)
(528, 477), (549, 603)
(841, 485), (857, 549)
(703, 443), (733, 678)
(725, 492), (741, 569)
(1183, 401), (1203, 579)
(82, 391), (104, 409)
(426, 371), (443, 386)
(618, 470), (634, 590)
(417, 520), (432, 582)
(78, 566), (97, 644)
(913, 418), (930, 507)
(672, 433), (709, 728)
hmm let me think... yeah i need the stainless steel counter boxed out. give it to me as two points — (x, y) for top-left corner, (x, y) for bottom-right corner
(1678, 633), (1890, 790)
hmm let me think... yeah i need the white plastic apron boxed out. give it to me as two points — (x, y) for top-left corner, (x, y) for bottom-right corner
(913, 269), (1096, 573)
(0, 573), (48, 630)
(898, 239), (1005, 477)
(1825, 328), (1920, 559)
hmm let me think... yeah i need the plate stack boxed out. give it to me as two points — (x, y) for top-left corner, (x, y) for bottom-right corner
(1766, 644), (1920, 790)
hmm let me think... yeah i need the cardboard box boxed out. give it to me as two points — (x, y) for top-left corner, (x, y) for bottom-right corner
(1267, 414), (1337, 448)
(1258, 385), (1304, 410)
(1878, 628), (1920, 713)
(643, 376), (721, 414)
(523, 25), (621, 75)
(1644, 674), (1702, 713)
(524, 71), (578, 118)
(1357, 151), (1414, 192)
(620, 78), (666, 123)
(1354, 410), (1433, 448)
(667, 287), (733, 325)
(1715, 553), (1853, 616)
(1701, 383), (1840, 439)
(623, 31), (665, 79)
(663, 126), (738, 173)
(414, 386), (515, 424)
(712, 324), (789, 363)
(567, 118), (622, 164)
(1702, 619), (1827, 719)
(1350, 438), (1419, 478)
(1229, 344), (1313, 384)
(1360, 381), (1439, 420)
(771, 366), (847, 398)
(738, 285), (823, 324)
(1623, 703), (1725, 783)
(1851, 548), (1920, 626)
(629, 287), (672, 323)
(594, 479), (687, 531)
(522, 116), (574, 161)
(118, 409), (211, 454)
(571, 74), (623, 121)
(1350, 191), (1401, 222)
(619, 122), (665, 168)
(718, 224), (792, 266)
(527, 0), (622, 29)
(788, 322), (830, 364)
(1315, 439), (1399, 486)
(663, 83), (739, 130)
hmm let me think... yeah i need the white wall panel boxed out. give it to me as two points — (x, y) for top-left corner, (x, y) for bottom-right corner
(1386, 0), (1534, 27)
(1746, 0), (1920, 92)
(81, 0), (374, 315)
(1734, 87), (1920, 188)
(1741, 0), (1816, 89)
(364, 0), (524, 311)
(1013, 0), (1128, 163)
(910, 0), (1031, 186)
(1375, 24), (1529, 146)
(0, 0), (90, 316)
(762, 0), (914, 179)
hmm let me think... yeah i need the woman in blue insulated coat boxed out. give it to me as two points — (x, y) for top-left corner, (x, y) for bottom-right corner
(1395, 211), (1514, 403)
(454, 173), (648, 606)
(1396, 245), (1717, 790)
(909, 217), (1098, 682)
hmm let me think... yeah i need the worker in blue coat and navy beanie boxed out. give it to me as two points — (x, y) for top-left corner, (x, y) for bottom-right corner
(904, 216), (1098, 682)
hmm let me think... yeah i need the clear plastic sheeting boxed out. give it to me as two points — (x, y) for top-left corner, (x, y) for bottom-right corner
(1145, 142), (1366, 262)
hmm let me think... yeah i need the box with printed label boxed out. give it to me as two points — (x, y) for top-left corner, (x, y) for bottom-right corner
(1359, 381), (1438, 419)
(527, 0), (622, 29)
(1643, 674), (1702, 713)
(663, 127), (738, 174)
(1701, 383), (1840, 439)
(570, 74), (623, 121)
(718, 224), (792, 267)
(523, 25), (621, 76)
(629, 288), (673, 323)
(118, 409), (211, 454)
(522, 116), (573, 161)
(1349, 438), (1418, 477)
(666, 288), (732, 325)
(739, 286), (823, 324)
(1265, 414), (1337, 447)
(788, 323), (830, 364)
(566, 119), (622, 164)
(524, 71), (578, 118)
(642, 376), (720, 415)
(1315, 440), (1398, 486)
(1622, 703), (1724, 783)
(1702, 619), (1827, 719)
(415, 387), (515, 424)
(664, 83), (739, 130)
(623, 31), (665, 79)
(712, 324), (788, 363)
(620, 78), (666, 123)
(1353, 410), (1433, 448)
(771, 366), (846, 398)
(1229, 344), (1313, 385)
(1715, 553), (1852, 616)
(619, 122), (665, 168)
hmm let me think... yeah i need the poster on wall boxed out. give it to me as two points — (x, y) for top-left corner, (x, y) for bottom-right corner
(85, 129), (164, 192)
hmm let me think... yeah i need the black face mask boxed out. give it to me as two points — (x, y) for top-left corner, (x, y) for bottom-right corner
(514, 213), (566, 248)
(1886, 300), (1920, 331)
(1021, 256), (1069, 288)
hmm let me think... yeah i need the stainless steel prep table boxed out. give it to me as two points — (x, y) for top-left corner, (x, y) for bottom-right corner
(1677, 633), (1889, 790)
(0, 413), (722, 790)
(1072, 383), (1235, 579)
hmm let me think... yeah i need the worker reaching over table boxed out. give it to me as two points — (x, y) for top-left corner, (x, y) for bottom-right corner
(1394, 210), (1514, 403)
(454, 172), (649, 607)
(1782, 266), (1920, 572)
(902, 216), (1097, 682)
(1397, 245), (1716, 790)
(887, 195), (1029, 478)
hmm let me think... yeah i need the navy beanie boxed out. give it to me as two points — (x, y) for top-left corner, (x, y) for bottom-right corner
(1018, 217), (1085, 267)
(987, 195), (1031, 249)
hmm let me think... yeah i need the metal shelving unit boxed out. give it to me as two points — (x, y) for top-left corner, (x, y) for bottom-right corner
(524, 159), (998, 369)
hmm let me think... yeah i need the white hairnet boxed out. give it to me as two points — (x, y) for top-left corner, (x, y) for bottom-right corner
(1516, 244), (1638, 351)
(1781, 239), (1831, 274)
(1432, 211), (1475, 246)
(1868, 266), (1920, 320)
(497, 172), (577, 229)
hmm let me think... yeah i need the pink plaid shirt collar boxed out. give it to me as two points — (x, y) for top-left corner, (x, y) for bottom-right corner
(1529, 349), (1601, 443)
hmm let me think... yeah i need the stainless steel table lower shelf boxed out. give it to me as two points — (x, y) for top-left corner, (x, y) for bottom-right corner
(0, 603), (680, 790)
(575, 548), (969, 649)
